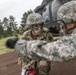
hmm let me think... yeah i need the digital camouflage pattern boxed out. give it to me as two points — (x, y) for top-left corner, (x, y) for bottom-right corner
(15, 28), (76, 62)
(26, 13), (44, 28)
(57, 1), (76, 23)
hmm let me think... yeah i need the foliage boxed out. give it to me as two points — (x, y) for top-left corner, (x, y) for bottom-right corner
(21, 10), (33, 27)
(0, 20), (4, 38)
(0, 25), (4, 38)
(0, 15), (18, 38)
(18, 10), (33, 34)
(0, 10), (33, 38)
(9, 16), (18, 31)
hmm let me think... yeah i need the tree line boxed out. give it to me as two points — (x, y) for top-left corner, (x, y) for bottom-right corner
(0, 10), (33, 38)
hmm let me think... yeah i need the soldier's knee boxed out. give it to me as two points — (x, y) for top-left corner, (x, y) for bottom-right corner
(38, 60), (51, 75)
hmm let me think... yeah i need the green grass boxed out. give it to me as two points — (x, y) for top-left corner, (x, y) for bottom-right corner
(0, 35), (22, 55)
(0, 37), (14, 55)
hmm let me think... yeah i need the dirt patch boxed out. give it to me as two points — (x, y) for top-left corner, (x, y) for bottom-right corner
(0, 51), (76, 75)
(0, 51), (21, 75)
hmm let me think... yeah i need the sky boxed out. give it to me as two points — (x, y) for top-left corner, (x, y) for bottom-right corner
(0, 0), (43, 26)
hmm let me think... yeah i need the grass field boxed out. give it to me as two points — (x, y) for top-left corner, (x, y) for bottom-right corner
(0, 35), (22, 55)
(0, 37), (14, 55)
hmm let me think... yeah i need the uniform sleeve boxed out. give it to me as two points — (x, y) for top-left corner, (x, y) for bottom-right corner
(25, 33), (76, 62)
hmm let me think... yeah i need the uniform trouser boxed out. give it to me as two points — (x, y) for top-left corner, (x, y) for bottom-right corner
(18, 58), (51, 75)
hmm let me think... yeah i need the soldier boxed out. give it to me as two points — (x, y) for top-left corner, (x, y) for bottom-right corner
(18, 13), (53, 75)
(57, 1), (76, 34)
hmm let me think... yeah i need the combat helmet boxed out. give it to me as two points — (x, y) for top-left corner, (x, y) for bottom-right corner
(26, 13), (44, 28)
(57, 1), (76, 23)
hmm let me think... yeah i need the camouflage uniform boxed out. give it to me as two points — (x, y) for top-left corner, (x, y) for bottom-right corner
(16, 28), (76, 63)
(18, 13), (53, 75)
